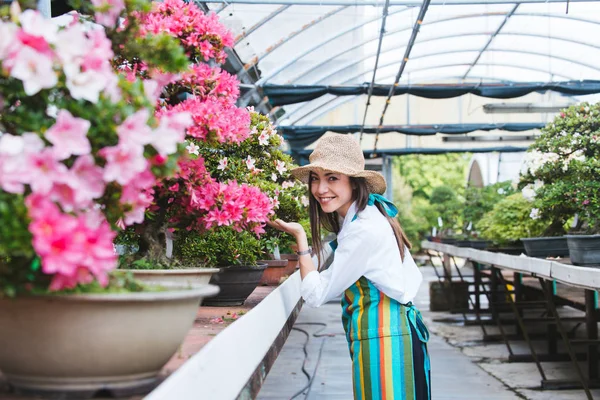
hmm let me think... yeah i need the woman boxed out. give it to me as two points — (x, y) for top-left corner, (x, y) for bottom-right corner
(269, 134), (430, 400)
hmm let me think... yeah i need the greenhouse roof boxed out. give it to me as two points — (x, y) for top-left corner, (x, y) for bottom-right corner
(203, 0), (600, 152)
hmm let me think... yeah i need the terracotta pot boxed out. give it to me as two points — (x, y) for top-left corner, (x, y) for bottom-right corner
(0, 284), (219, 396)
(279, 254), (299, 273)
(120, 268), (220, 287)
(258, 259), (289, 286)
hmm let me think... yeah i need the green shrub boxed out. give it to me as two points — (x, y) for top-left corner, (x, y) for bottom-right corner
(478, 193), (548, 245)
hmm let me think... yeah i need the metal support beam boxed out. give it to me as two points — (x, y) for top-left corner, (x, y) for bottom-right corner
(360, 0), (391, 139)
(243, 6), (348, 72)
(235, 6), (291, 45)
(463, 4), (519, 79)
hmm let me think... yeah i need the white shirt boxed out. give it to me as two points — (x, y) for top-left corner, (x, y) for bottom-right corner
(300, 201), (423, 308)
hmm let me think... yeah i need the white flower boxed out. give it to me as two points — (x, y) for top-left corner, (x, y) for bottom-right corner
(301, 195), (309, 207)
(497, 188), (505, 195)
(245, 155), (256, 171)
(271, 173), (277, 182)
(522, 184), (536, 201)
(0, 133), (25, 155)
(10, 47), (57, 95)
(246, 106), (255, 113)
(282, 181), (295, 189)
(258, 131), (270, 146)
(275, 160), (287, 175)
(530, 208), (540, 220)
(0, 21), (17, 60)
(65, 69), (107, 103)
(186, 142), (199, 156)
(217, 157), (228, 171)
(55, 24), (88, 66)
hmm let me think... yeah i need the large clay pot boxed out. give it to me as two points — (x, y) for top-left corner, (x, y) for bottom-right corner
(203, 263), (267, 306)
(0, 284), (219, 397)
(120, 268), (220, 287)
(279, 254), (299, 273)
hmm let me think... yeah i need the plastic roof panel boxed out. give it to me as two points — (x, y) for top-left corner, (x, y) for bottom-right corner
(206, 0), (600, 126)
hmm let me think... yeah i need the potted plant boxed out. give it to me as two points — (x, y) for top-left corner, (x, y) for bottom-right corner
(478, 193), (547, 252)
(518, 102), (599, 262)
(113, 0), (277, 288)
(0, 1), (218, 395)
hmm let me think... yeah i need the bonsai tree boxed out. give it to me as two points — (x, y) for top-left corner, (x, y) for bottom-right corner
(0, 1), (192, 295)
(519, 102), (600, 235)
(478, 193), (548, 246)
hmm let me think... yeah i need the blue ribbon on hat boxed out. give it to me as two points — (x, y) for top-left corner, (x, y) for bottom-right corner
(368, 193), (398, 218)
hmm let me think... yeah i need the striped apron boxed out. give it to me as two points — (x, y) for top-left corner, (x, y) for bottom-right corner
(341, 277), (431, 400)
(330, 203), (431, 399)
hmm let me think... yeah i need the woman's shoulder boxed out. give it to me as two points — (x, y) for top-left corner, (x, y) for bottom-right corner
(345, 204), (391, 236)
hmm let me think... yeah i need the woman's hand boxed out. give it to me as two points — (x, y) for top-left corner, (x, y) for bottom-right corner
(267, 219), (306, 240)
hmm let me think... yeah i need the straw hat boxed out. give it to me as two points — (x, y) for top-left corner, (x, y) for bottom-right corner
(291, 134), (387, 194)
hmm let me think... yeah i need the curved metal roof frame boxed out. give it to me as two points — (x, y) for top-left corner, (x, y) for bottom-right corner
(233, 6), (291, 45)
(280, 11), (600, 84)
(242, 6), (349, 71)
(284, 62), (575, 121)
(255, 6), (414, 84)
(315, 46), (600, 85)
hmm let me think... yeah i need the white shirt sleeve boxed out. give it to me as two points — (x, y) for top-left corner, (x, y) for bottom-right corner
(300, 223), (374, 308)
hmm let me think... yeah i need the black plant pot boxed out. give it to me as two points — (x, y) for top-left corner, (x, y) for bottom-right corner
(204, 263), (267, 306)
(455, 240), (471, 248)
(440, 238), (458, 245)
(565, 235), (600, 266)
(468, 240), (490, 250)
(520, 237), (569, 258)
(488, 245), (526, 255)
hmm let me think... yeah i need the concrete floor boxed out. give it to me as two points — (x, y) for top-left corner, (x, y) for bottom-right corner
(258, 265), (598, 399)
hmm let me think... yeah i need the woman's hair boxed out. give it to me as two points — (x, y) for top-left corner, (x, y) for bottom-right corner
(309, 174), (412, 269)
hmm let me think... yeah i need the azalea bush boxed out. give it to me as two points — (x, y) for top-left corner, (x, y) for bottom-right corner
(0, 1), (193, 295)
(114, 0), (285, 269)
(519, 102), (600, 235)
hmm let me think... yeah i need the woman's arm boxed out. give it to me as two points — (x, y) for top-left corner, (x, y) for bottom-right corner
(267, 219), (316, 280)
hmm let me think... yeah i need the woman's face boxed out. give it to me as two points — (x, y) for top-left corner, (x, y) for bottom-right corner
(309, 170), (354, 217)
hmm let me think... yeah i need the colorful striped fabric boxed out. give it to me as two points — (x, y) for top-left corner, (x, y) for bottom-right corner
(342, 277), (431, 400)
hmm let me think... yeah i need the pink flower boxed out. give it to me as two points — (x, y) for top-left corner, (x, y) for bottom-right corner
(45, 110), (91, 159)
(65, 69), (107, 104)
(583, 199), (591, 206)
(117, 109), (152, 148)
(100, 143), (148, 185)
(91, 0), (125, 27)
(9, 46), (57, 95)
(26, 148), (67, 194)
(120, 169), (156, 225)
(0, 21), (18, 60)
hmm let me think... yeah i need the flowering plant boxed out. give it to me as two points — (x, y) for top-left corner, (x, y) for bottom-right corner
(113, 0), (280, 269)
(518, 102), (600, 235)
(169, 111), (307, 266)
(0, 1), (193, 295)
